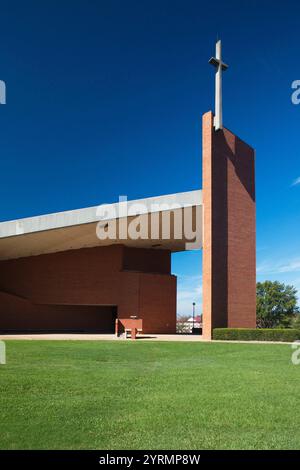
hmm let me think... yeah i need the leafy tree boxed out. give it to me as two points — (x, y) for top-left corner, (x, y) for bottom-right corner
(256, 281), (299, 328)
(292, 313), (300, 329)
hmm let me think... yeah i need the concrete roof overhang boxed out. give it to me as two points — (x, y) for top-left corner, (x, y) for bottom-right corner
(0, 190), (202, 261)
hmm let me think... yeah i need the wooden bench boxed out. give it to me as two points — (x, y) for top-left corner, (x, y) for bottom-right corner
(124, 327), (143, 340)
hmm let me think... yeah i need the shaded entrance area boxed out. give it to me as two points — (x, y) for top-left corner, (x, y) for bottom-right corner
(0, 291), (117, 333)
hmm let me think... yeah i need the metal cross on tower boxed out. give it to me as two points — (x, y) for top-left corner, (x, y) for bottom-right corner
(209, 40), (228, 131)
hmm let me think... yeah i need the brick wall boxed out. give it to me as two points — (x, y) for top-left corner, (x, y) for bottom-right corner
(202, 111), (256, 339)
(0, 245), (176, 333)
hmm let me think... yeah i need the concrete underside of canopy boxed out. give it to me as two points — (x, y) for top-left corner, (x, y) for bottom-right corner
(0, 190), (202, 261)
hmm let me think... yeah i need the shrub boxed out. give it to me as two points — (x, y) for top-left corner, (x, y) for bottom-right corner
(213, 328), (300, 342)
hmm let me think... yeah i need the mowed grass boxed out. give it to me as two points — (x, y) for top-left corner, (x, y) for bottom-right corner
(0, 340), (300, 450)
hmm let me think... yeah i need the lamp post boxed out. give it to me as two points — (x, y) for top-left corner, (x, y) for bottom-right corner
(192, 302), (196, 333)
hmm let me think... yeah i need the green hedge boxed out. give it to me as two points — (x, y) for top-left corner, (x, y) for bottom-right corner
(213, 328), (300, 342)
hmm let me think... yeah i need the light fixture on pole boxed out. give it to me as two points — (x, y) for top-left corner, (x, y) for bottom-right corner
(192, 302), (196, 330)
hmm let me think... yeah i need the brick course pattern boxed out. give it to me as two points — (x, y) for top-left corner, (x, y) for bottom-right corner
(0, 245), (176, 334)
(202, 111), (256, 339)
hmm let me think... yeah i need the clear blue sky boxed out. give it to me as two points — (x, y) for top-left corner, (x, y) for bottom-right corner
(0, 0), (299, 316)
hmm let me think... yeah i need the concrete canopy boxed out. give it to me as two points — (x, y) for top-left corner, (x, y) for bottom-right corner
(0, 190), (202, 261)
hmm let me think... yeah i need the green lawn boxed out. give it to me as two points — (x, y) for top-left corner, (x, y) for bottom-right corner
(0, 340), (299, 450)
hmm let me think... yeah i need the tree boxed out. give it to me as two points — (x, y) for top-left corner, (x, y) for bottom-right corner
(292, 313), (300, 329)
(256, 281), (299, 328)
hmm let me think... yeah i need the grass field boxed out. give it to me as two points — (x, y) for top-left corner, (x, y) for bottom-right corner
(0, 340), (300, 450)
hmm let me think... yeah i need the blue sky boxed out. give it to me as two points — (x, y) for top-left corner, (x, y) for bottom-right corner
(0, 0), (299, 317)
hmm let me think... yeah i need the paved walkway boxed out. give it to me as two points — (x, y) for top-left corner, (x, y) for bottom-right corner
(0, 333), (204, 341)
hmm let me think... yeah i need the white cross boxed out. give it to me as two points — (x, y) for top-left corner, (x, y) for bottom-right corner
(209, 40), (228, 130)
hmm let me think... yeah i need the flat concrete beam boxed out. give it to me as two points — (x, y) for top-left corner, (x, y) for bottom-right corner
(0, 190), (202, 260)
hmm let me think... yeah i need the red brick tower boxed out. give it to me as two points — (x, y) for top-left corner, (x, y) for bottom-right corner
(202, 111), (256, 339)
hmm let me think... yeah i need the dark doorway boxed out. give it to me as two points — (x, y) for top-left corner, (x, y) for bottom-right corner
(0, 304), (118, 334)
